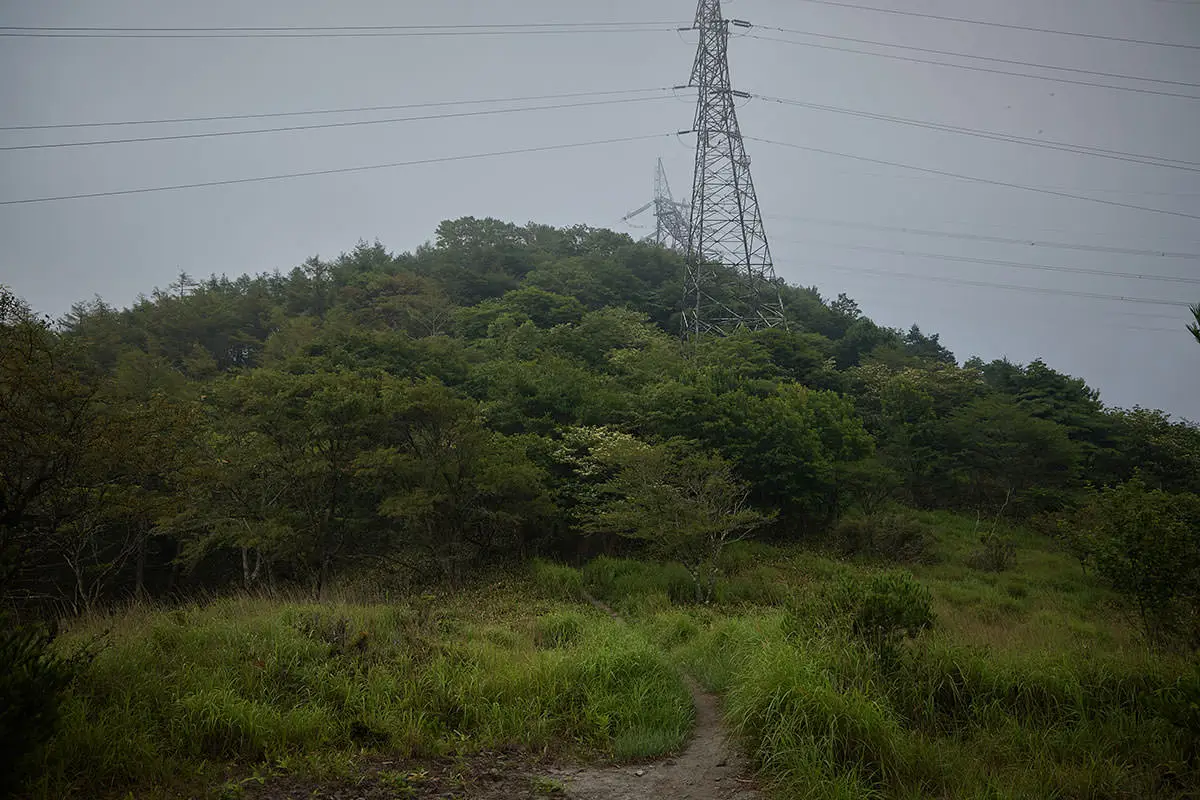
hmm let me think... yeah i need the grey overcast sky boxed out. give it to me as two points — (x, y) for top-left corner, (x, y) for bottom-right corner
(1, 0), (1198, 419)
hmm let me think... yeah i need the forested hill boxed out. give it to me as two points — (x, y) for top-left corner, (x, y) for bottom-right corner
(3, 217), (1198, 609)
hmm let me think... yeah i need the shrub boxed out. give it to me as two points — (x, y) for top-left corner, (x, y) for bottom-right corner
(832, 512), (934, 564)
(966, 530), (1016, 572)
(1061, 480), (1200, 648)
(717, 540), (781, 574)
(0, 619), (95, 797)
(826, 570), (935, 663)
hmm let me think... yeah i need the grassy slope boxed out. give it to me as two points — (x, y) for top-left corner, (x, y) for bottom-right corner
(629, 513), (1199, 799)
(29, 587), (691, 799)
(29, 512), (1200, 799)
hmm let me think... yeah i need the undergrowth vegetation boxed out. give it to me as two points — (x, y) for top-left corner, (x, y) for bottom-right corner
(551, 511), (1200, 799)
(26, 589), (691, 799)
(18, 510), (1200, 799)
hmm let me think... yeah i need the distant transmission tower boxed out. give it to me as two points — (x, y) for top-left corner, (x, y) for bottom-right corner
(621, 158), (691, 252)
(683, 0), (786, 337)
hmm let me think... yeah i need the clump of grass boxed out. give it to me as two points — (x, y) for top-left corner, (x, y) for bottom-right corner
(717, 540), (784, 574)
(615, 589), (673, 618)
(531, 559), (584, 600)
(582, 556), (693, 607)
(28, 596), (693, 798)
(691, 620), (1200, 798)
(724, 637), (946, 796)
(966, 530), (1017, 572)
(644, 610), (703, 650)
(533, 611), (586, 649)
(713, 566), (789, 607)
(786, 569), (935, 666)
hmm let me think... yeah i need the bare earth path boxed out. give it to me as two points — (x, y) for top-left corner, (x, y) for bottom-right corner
(245, 597), (762, 799)
(544, 676), (762, 800)
(542, 595), (762, 799)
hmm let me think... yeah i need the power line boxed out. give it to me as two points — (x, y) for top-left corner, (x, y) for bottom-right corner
(746, 33), (1200, 101)
(755, 24), (1200, 89)
(0, 21), (687, 31)
(787, 0), (1200, 50)
(0, 95), (675, 152)
(786, 261), (1194, 307)
(763, 162), (1200, 198)
(756, 94), (1200, 172)
(783, 237), (1200, 284)
(764, 213), (1200, 260)
(0, 87), (675, 132)
(0, 23), (683, 39)
(747, 135), (1200, 222)
(0, 133), (673, 206)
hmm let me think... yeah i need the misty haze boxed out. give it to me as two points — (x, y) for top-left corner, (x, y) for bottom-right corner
(2, 1), (1199, 799)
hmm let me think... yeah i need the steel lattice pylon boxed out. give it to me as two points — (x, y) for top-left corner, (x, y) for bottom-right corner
(621, 158), (691, 253)
(683, 0), (786, 338)
(653, 159), (691, 250)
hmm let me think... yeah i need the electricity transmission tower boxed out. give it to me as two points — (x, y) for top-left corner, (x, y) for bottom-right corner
(621, 158), (691, 252)
(682, 0), (786, 337)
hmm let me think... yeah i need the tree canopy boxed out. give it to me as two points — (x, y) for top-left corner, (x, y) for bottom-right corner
(2, 220), (1197, 609)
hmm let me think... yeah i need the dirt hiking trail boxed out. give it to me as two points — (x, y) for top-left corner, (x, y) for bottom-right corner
(243, 597), (762, 799)
(547, 676), (762, 799)
(544, 595), (762, 799)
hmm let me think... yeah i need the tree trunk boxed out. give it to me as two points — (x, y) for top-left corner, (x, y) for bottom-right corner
(241, 547), (263, 590)
(134, 535), (146, 600)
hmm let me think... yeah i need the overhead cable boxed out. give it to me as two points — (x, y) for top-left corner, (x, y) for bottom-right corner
(0, 22), (683, 39)
(746, 33), (1200, 100)
(784, 261), (1194, 307)
(0, 87), (677, 131)
(786, 0), (1200, 50)
(783, 237), (1200, 284)
(0, 95), (675, 152)
(754, 24), (1200, 89)
(0, 133), (673, 206)
(755, 94), (1200, 172)
(0, 21), (687, 32)
(763, 213), (1200, 260)
(747, 136), (1200, 221)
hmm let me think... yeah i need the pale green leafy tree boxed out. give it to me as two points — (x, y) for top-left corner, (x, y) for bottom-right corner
(589, 438), (773, 602)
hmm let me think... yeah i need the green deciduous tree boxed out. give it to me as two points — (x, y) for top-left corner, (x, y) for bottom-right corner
(1062, 479), (1200, 648)
(366, 380), (551, 585)
(589, 439), (772, 602)
(1098, 407), (1200, 495)
(940, 396), (1081, 516)
(186, 367), (391, 597)
(640, 372), (874, 525)
(1, 289), (103, 604)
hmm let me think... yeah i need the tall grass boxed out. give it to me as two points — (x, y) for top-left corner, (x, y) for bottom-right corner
(625, 509), (1200, 799)
(642, 609), (1198, 798)
(28, 510), (1199, 799)
(28, 594), (692, 799)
